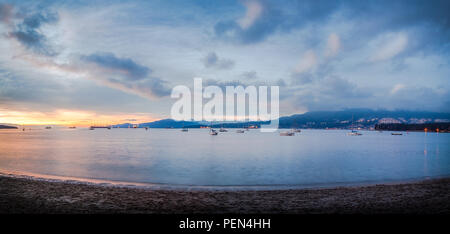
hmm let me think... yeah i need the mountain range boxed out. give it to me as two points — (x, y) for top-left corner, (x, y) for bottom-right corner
(113, 109), (450, 129)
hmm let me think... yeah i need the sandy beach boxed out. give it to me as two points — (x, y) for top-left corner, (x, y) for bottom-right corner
(0, 175), (449, 214)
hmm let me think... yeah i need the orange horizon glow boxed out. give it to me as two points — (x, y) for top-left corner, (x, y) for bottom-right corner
(0, 109), (160, 127)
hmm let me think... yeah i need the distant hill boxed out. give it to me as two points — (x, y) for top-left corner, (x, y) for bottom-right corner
(114, 119), (200, 128)
(278, 109), (450, 129)
(0, 125), (18, 129)
(113, 109), (450, 129)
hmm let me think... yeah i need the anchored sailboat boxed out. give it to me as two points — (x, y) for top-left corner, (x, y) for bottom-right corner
(347, 114), (362, 136)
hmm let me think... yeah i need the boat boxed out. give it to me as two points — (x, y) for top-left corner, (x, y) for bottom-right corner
(293, 129), (301, 133)
(209, 128), (218, 135)
(145, 127), (149, 131)
(68, 126), (76, 129)
(181, 122), (188, 132)
(391, 133), (403, 135)
(208, 121), (218, 135)
(347, 114), (362, 136)
(280, 130), (295, 136)
(347, 130), (362, 136)
(45, 126), (52, 129)
(219, 127), (228, 132)
(236, 129), (245, 133)
(89, 126), (111, 130)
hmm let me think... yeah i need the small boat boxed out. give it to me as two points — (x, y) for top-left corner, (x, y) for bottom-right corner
(293, 129), (301, 133)
(347, 130), (362, 136)
(68, 126), (76, 129)
(280, 130), (295, 136)
(45, 126), (52, 129)
(348, 114), (362, 136)
(209, 128), (218, 135)
(89, 126), (111, 130)
(236, 129), (245, 133)
(219, 127), (228, 132)
(391, 133), (403, 135)
(181, 128), (188, 132)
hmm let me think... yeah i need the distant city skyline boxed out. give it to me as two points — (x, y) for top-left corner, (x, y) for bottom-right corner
(0, 0), (449, 125)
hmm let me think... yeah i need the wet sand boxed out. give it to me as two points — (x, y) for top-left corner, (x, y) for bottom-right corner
(0, 175), (449, 214)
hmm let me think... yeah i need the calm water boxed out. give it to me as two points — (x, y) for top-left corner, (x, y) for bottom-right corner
(0, 128), (449, 187)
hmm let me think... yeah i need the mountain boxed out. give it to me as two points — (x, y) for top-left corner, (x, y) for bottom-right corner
(278, 109), (450, 129)
(114, 119), (200, 128)
(113, 109), (450, 129)
(0, 125), (18, 129)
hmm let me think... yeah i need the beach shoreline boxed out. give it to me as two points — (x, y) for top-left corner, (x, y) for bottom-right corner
(1, 174), (449, 214)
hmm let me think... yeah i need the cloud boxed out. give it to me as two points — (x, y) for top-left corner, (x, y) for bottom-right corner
(290, 76), (372, 111)
(0, 3), (13, 23)
(6, 8), (59, 56)
(241, 71), (258, 80)
(294, 50), (317, 74)
(390, 83), (405, 95)
(203, 52), (235, 69)
(316, 76), (369, 99)
(238, 0), (263, 29)
(370, 32), (408, 62)
(214, 0), (338, 44)
(325, 33), (340, 57)
(81, 52), (151, 80)
(387, 86), (450, 112)
(79, 52), (170, 98)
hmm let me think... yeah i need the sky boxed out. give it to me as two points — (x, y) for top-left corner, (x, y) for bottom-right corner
(0, 0), (449, 125)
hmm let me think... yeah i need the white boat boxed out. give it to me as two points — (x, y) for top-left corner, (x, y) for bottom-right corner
(236, 129), (245, 133)
(209, 128), (218, 135)
(347, 130), (362, 136)
(347, 115), (362, 136)
(280, 130), (295, 136)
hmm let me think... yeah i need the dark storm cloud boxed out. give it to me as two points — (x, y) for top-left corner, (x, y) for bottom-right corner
(82, 52), (151, 80)
(214, 0), (339, 44)
(81, 52), (170, 98)
(203, 52), (235, 70)
(214, 0), (450, 52)
(7, 8), (59, 56)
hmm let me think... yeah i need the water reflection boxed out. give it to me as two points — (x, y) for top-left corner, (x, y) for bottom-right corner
(0, 129), (449, 186)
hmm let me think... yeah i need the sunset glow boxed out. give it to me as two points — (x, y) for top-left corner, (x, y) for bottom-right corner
(0, 109), (159, 126)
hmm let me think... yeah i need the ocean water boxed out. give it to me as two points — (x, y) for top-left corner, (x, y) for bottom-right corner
(0, 128), (449, 187)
